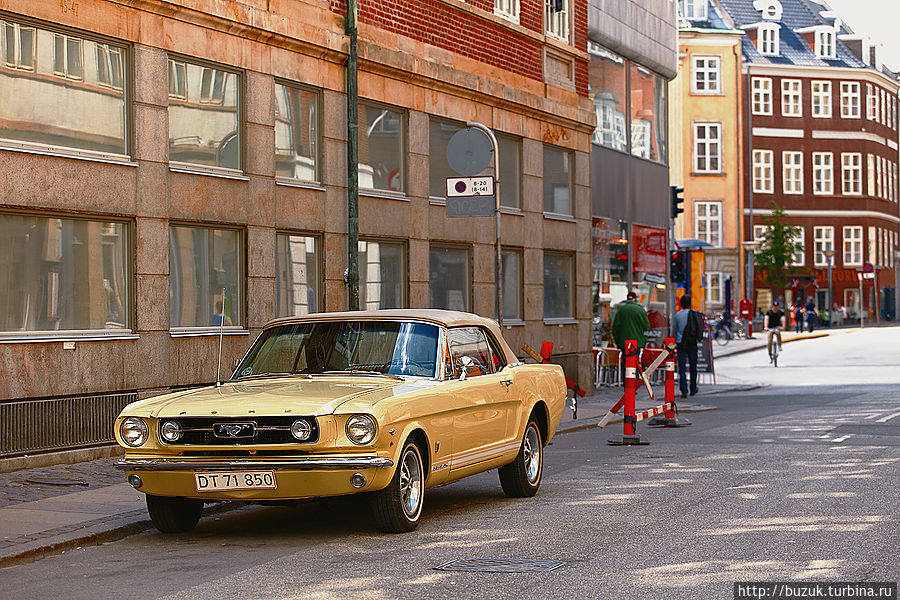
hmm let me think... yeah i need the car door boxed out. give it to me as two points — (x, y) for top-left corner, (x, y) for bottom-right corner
(445, 327), (516, 472)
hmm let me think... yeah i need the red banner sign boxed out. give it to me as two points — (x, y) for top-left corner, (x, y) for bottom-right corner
(632, 225), (667, 274)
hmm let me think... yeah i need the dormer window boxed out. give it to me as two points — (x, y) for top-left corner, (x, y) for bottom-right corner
(681, 0), (707, 21)
(759, 24), (780, 56)
(816, 29), (836, 58)
(753, 0), (783, 21)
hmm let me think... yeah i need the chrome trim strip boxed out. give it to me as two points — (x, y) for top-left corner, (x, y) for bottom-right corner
(116, 456), (393, 471)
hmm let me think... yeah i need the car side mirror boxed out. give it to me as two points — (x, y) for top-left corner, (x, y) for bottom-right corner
(456, 355), (474, 381)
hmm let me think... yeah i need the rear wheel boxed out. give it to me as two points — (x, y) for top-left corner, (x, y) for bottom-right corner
(146, 494), (203, 533)
(371, 440), (424, 533)
(499, 420), (543, 498)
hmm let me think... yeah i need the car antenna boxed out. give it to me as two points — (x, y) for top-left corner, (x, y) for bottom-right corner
(216, 287), (225, 387)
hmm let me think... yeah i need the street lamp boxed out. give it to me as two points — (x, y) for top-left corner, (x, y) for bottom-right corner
(824, 248), (835, 327)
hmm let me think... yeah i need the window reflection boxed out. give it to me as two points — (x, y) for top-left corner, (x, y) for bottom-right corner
(275, 234), (319, 316)
(544, 252), (573, 319)
(543, 145), (572, 215)
(588, 43), (627, 152)
(274, 84), (318, 181)
(169, 226), (242, 328)
(429, 119), (462, 198)
(0, 19), (127, 155)
(359, 240), (405, 310)
(502, 249), (522, 320)
(359, 103), (403, 192)
(630, 64), (666, 163)
(429, 246), (469, 311)
(167, 59), (240, 169)
(0, 214), (130, 333)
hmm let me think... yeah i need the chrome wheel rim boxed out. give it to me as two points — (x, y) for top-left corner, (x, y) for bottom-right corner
(399, 447), (423, 518)
(523, 425), (541, 484)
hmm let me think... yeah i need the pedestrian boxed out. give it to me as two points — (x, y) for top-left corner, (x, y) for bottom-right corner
(794, 303), (803, 333)
(673, 294), (702, 398)
(764, 300), (786, 362)
(805, 297), (816, 332)
(611, 290), (649, 383)
(211, 300), (232, 327)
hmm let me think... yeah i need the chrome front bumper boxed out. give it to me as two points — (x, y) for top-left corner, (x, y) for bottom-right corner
(115, 456), (394, 471)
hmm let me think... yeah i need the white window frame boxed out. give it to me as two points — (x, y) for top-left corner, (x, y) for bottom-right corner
(815, 29), (835, 59)
(876, 156), (883, 199)
(789, 227), (805, 267)
(841, 153), (862, 196)
(811, 81), (832, 118)
(843, 226), (863, 266)
(866, 84), (877, 120)
(706, 272), (723, 305)
(782, 151), (803, 194)
(682, 0), (708, 20)
(692, 56), (721, 94)
(881, 89), (887, 125)
(840, 82), (860, 118)
(2, 21), (36, 71)
(52, 33), (83, 81)
(544, 0), (570, 42)
(814, 226), (834, 267)
(812, 152), (833, 195)
(494, 0), (519, 22)
(693, 122), (722, 174)
(867, 154), (875, 196)
(753, 149), (774, 193)
(781, 79), (802, 117)
(759, 24), (780, 56)
(752, 77), (773, 115)
(694, 201), (723, 248)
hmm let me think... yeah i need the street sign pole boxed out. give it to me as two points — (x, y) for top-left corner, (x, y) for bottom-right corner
(466, 122), (502, 327)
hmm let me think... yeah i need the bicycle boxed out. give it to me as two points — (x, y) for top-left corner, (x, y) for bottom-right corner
(766, 327), (782, 367)
(732, 318), (748, 339)
(713, 322), (732, 346)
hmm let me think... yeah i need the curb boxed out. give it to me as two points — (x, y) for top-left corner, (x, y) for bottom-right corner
(0, 445), (123, 474)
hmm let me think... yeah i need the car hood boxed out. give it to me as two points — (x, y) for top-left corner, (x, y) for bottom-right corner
(123, 376), (434, 419)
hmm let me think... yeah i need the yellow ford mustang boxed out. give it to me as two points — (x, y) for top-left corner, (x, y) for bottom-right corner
(115, 309), (566, 533)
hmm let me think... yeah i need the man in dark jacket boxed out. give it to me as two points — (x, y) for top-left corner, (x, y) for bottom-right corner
(611, 290), (649, 382)
(673, 294), (700, 398)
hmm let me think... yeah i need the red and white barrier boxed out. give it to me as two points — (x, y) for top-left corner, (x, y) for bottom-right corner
(647, 337), (692, 428)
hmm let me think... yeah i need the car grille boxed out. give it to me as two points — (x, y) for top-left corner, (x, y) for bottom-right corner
(158, 416), (319, 446)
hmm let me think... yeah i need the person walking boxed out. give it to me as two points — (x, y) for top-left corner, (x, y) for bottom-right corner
(794, 303), (803, 333)
(673, 294), (702, 398)
(805, 297), (816, 332)
(612, 290), (649, 383)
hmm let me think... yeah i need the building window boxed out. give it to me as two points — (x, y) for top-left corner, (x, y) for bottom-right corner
(811, 81), (832, 118)
(169, 225), (243, 329)
(876, 156), (883, 198)
(630, 64), (666, 163)
(359, 102), (405, 193)
(867, 154), (875, 196)
(429, 119), (463, 199)
(168, 59), (240, 170)
(694, 201), (722, 247)
(782, 151), (803, 194)
(752, 77), (772, 115)
(430, 246), (469, 311)
(545, 0), (569, 42)
(543, 252), (573, 319)
(781, 79), (802, 117)
(692, 56), (721, 94)
(274, 83), (318, 182)
(813, 226), (834, 267)
(880, 89), (887, 125)
(843, 226), (863, 266)
(0, 214), (131, 335)
(866, 84), (878, 120)
(543, 145), (573, 215)
(753, 150), (774, 193)
(815, 29), (835, 59)
(693, 122), (721, 173)
(502, 248), (523, 321)
(753, 224), (770, 242)
(840, 82), (860, 118)
(789, 227), (805, 267)
(275, 234), (320, 316)
(588, 43), (627, 153)
(359, 239), (406, 310)
(495, 0), (519, 21)
(812, 152), (833, 195)
(758, 25), (780, 56)
(841, 153), (862, 195)
(0, 20), (128, 156)
(680, 0), (708, 20)
(497, 134), (522, 209)
(706, 272), (722, 304)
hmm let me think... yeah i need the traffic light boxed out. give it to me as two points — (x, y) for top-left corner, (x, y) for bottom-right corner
(670, 185), (684, 219)
(670, 250), (687, 283)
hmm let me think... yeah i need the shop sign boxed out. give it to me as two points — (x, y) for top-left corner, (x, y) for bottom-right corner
(632, 224), (666, 274)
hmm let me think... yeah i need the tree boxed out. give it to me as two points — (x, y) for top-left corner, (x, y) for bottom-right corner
(754, 202), (803, 300)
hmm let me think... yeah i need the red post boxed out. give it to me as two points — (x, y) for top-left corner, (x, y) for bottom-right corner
(663, 337), (676, 420)
(622, 339), (638, 438)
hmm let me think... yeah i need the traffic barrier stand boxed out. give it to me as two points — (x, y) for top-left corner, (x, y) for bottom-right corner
(647, 337), (692, 428)
(605, 340), (649, 445)
(522, 342), (586, 419)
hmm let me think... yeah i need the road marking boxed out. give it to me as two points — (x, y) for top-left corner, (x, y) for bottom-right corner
(831, 434), (853, 443)
(875, 411), (900, 423)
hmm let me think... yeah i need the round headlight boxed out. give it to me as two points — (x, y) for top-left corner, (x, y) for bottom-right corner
(120, 417), (149, 447)
(346, 414), (377, 445)
(160, 420), (182, 443)
(290, 419), (312, 441)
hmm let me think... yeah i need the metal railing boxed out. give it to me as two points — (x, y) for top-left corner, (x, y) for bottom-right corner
(1, 392), (137, 457)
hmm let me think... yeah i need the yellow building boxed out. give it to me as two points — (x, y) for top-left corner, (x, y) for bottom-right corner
(669, 6), (745, 314)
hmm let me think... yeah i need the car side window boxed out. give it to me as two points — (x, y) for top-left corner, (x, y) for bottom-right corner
(485, 332), (507, 372)
(447, 327), (492, 377)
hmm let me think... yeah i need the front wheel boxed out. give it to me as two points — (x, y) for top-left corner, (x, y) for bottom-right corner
(499, 420), (543, 498)
(371, 440), (424, 533)
(146, 494), (203, 533)
(714, 328), (730, 346)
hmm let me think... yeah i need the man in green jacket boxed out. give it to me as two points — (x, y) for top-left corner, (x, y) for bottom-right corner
(611, 290), (649, 381)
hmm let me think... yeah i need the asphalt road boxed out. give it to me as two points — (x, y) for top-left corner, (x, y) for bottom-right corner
(1, 330), (898, 599)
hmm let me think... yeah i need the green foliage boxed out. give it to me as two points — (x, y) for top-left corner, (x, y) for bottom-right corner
(754, 202), (803, 290)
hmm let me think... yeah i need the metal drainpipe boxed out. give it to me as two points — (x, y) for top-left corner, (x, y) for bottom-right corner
(347, 0), (360, 310)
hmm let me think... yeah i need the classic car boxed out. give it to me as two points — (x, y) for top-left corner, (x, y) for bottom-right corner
(114, 309), (567, 533)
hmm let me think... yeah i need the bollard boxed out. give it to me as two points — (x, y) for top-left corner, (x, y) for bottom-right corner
(608, 340), (648, 445)
(647, 337), (692, 428)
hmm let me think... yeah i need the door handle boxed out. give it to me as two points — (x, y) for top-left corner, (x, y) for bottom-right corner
(500, 379), (513, 389)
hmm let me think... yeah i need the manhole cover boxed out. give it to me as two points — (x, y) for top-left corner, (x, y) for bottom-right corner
(434, 558), (566, 573)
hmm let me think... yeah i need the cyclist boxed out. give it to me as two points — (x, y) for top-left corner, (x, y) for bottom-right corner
(764, 300), (786, 363)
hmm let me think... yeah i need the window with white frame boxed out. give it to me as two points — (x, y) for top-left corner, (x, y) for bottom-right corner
(693, 122), (721, 173)
(1, 21), (35, 70)
(813, 226), (834, 267)
(53, 33), (83, 80)
(843, 226), (862, 266)
(783, 151), (803, 194)
(841, 153), (862, 195)
(840, 82), (860, 118)
(811, 81), (831, 117)
(867, 154), (875, 196)
(692, 56), (721, 94)
(753, 150), (774, 193)
(881, 89), (887, 125)
(752, 78), (772, 114)
(876, 156), (882, 198)
(873, 87), (880, 121)
(681, 0), (708, 20)
(815, 29), (835, 59)
(781, 79), (802, 117)
(706, 272), (722, 305)
(694, 201), (722, 247)
(759, 25), (780, 56)
(495, 0), (519, 22)
(753, 224), (770, 243)
(812, 152), (833, 195)
(789, 227), (805, 266)
(866, 84), (877, 120)
(545, 0), (569, 42)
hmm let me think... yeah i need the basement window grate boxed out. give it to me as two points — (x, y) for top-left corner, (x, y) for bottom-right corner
(434, 558), (566, 573)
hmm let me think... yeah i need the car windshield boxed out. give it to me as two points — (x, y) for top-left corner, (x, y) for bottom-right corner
(233, 321), (440, 379)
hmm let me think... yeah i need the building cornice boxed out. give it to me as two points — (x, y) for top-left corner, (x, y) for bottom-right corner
(744, 63), (899, 91)
(745, 208), (900, 224)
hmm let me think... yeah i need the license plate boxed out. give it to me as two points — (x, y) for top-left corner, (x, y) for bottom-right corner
(194, 471), (276, 492)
